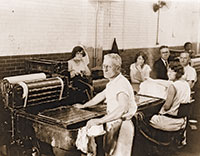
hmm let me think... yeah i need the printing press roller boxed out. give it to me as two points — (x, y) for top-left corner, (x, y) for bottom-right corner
(0, 73), (47, 108)
(12, 77), (64, 109)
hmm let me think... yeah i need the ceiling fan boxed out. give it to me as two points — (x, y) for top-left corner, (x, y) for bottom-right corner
(153, 0), (169, 12)
(153, 0), (171, 45)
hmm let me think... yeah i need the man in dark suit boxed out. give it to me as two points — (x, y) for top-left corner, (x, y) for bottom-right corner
(153, 45), (170, 80)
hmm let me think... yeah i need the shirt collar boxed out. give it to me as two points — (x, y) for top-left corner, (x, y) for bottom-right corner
(185, 64), (190, 68)
(161, 58), (167, 63)
(108, 73), (122, 85)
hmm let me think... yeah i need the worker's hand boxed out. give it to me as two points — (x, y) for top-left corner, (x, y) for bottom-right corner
(136, 64), (142, 72)
(80, 70), (86, 76)
(73, 103), (85, 109)
(70, 70), (80, 78)
(86, 119), (101, 129)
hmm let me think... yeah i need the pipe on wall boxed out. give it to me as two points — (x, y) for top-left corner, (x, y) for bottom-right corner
(93, 0), (99, 67)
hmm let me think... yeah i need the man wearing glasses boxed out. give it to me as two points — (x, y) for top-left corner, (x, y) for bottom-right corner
(153, 45), (171, 80)
(74, 53), (137, 156)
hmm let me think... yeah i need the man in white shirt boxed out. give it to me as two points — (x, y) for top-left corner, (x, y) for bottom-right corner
(179, 52), (197, 88)
(74, 53), (137, 156)
(179, 51), (198, 130)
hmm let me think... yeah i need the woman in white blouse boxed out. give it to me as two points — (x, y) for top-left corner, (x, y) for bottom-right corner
(68, 46), (91, 79)
(150, 62), (191, 132)
(68, 46), (92, 103)
(130, 51), (151, 93)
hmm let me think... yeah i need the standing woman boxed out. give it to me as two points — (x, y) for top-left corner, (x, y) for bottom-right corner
(130, 51), (151, 93)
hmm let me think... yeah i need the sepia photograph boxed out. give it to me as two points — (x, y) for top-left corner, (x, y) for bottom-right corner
(0, 0), (200, 155)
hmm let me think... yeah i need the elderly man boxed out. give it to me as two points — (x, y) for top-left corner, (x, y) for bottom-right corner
(179, 52), (197, 88)
(153, 45), (171, 80)
(74, 53), (137, 156)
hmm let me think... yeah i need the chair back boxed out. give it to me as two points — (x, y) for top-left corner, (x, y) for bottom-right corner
(177, 103), (191, 118)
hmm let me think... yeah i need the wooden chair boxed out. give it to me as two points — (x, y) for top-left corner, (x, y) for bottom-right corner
(136, 103), (192, 155)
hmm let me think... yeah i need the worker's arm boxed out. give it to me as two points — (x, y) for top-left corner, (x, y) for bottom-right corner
(161, 84), (176, 112)
(86, 92), (129, 128)
(130, 70), (141, 83)
(73, 89), (106, 109)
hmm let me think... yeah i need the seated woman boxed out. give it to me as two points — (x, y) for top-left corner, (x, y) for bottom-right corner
(130, 51), (151, 93)
(68, 46), (93, 103)
(149, 62), (191, 132)
(136, 63), (191, 155)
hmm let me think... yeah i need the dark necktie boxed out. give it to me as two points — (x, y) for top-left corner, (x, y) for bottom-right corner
(165, 60), (168, 68)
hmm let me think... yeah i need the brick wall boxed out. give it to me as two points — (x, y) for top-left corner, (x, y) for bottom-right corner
(104, 45), (184, 76)
(0, 53), (71, 79)
(0, 44), (185, 80)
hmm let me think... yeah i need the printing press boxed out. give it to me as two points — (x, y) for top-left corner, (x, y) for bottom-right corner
(0, 59), (164, 156)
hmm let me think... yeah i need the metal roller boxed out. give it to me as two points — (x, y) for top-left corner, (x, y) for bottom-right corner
(12, 77), (64, 108)
(0, 73), (47, 108)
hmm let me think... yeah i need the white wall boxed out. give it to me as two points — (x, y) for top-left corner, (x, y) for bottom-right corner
(158, 0), (199, 46)
(0, 0), (199, 56)
(0, 0), (97, 56)
(101, 0), (200, 49)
